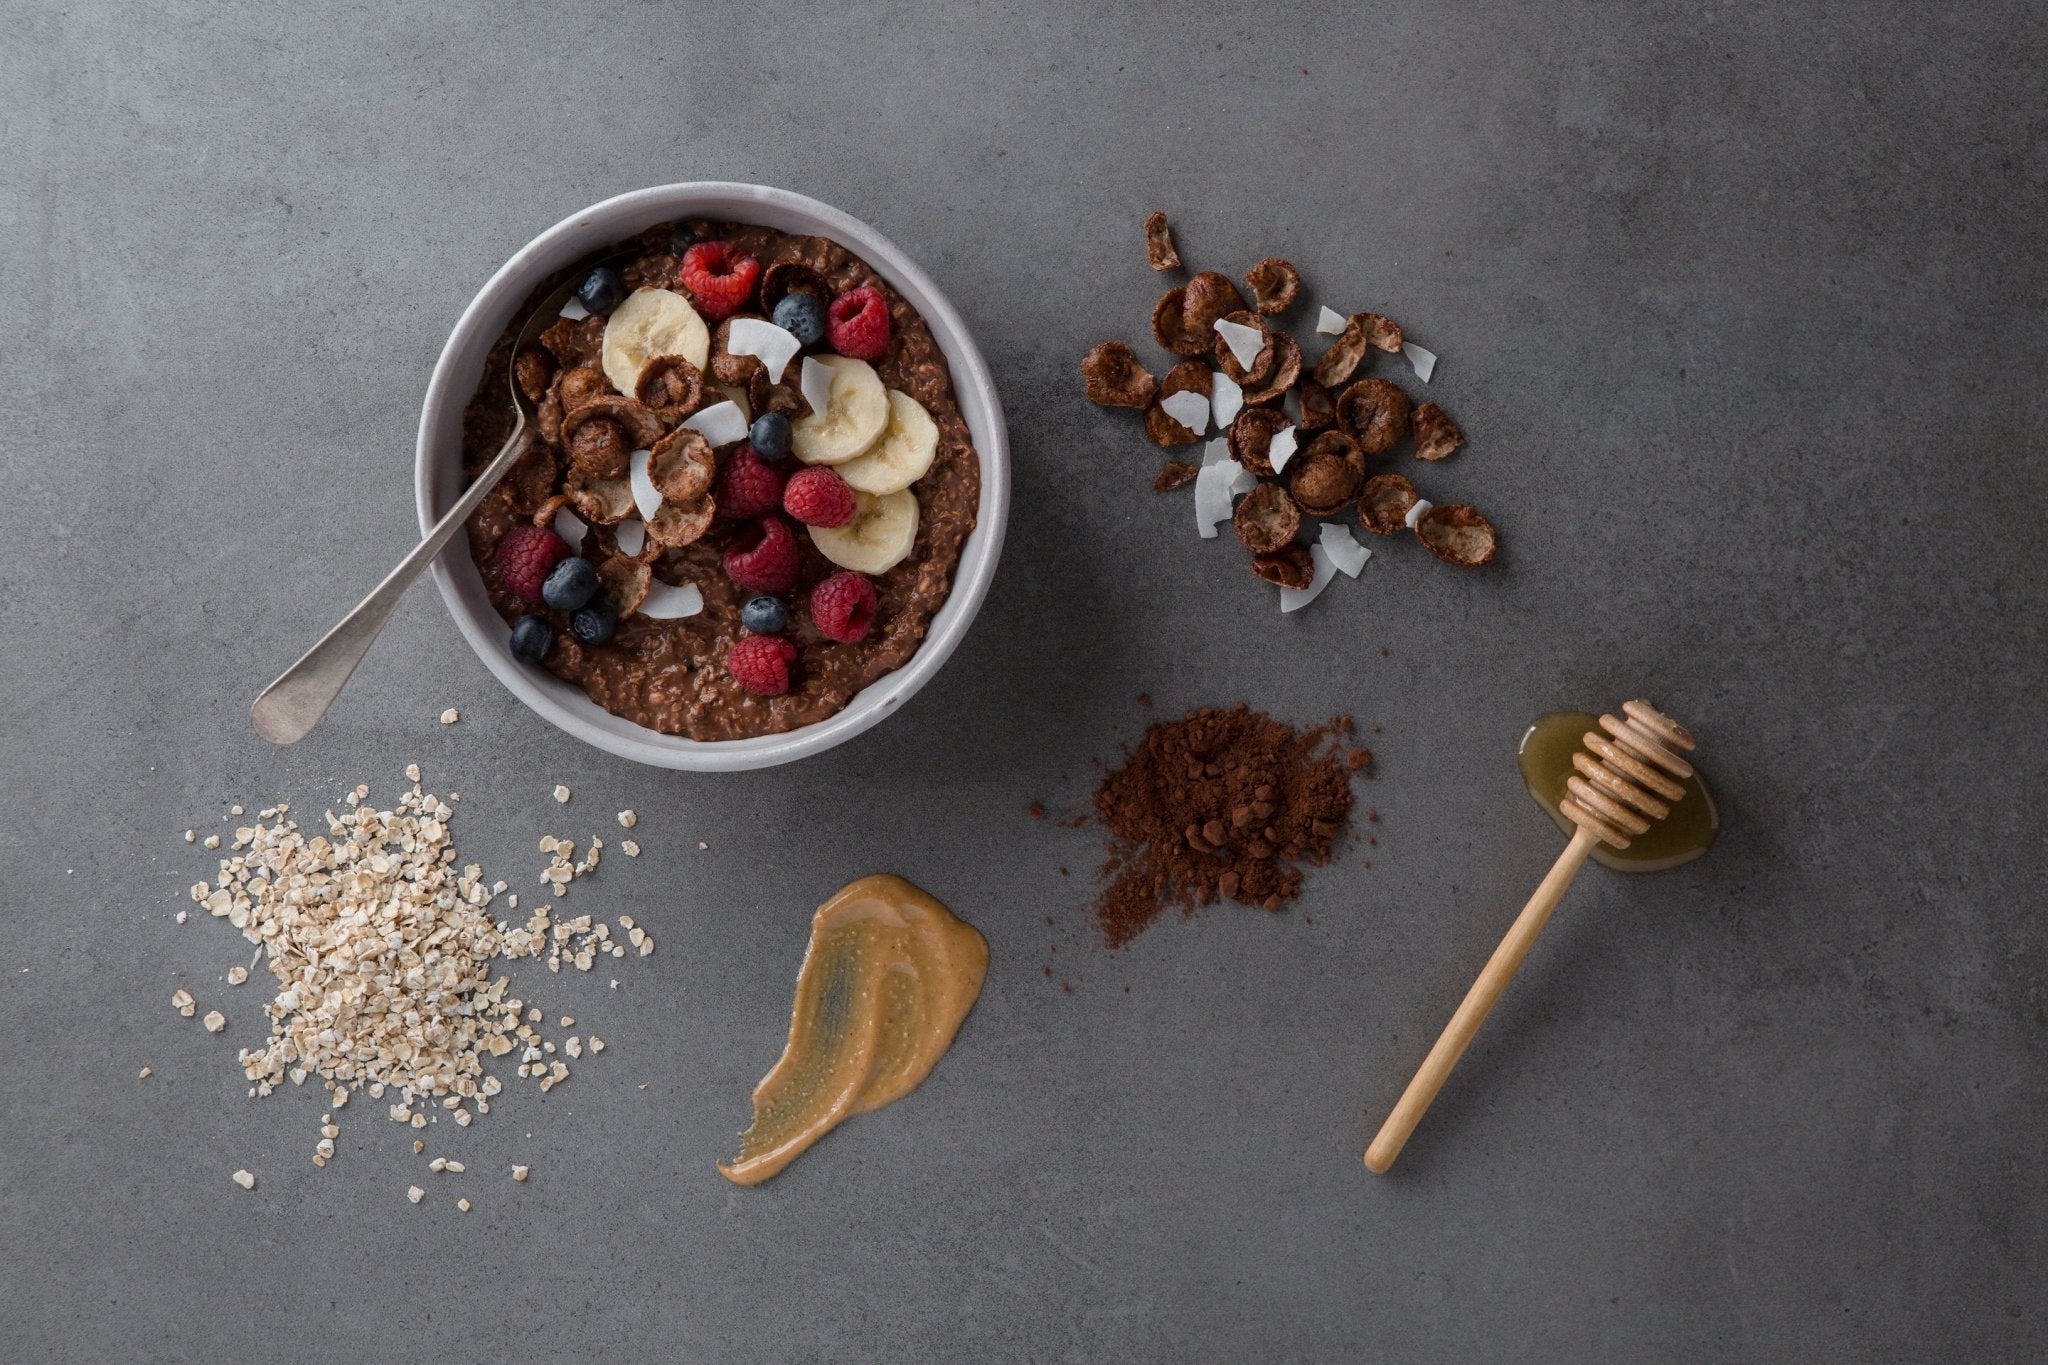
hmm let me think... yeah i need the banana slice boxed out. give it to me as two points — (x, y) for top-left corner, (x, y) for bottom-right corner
(836, 390), (939, 495)
(809, 489), (919, 574)
(791, 356), (889, 465)
(601, 288), (710, 396)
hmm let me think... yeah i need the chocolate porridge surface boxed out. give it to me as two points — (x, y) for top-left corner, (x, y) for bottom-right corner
(460, 221), (981, 741)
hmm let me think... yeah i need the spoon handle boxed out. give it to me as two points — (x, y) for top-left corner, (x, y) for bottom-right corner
(1365, 825), (1598, 1174)
(250, 420), (532, 744)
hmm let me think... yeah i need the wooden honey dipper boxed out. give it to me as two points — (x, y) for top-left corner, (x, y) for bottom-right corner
(1365, 700), (1697, 1175)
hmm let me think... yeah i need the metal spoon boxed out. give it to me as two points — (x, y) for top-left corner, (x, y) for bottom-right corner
(251, 260), (621, 744)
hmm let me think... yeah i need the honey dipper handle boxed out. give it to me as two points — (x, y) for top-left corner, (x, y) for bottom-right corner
(1365, 826), (1599, 1174)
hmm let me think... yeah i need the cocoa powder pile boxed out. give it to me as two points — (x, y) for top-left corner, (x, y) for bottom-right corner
(1093, 704), (1367, 947)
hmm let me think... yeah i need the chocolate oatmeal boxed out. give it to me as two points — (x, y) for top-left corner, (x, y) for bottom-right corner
(461, 220), (981, 741)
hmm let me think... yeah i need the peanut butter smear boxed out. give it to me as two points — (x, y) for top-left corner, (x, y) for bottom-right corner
(719, 875), (988, 1187)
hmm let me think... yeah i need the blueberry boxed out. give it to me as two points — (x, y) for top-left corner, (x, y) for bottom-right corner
(541, 556), (598, 612)
(740, 595), (790, 635)
(772, 291), (826, 347)
(670, 224), (699, 256)
(509, 614), (553, 664)
(570, 595), (618, 645)
(749, 411), (792, 462)
(576, 266), (625, 315)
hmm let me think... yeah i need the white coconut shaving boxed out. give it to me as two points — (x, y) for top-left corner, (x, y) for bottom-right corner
(1268, 425), (1300, 475)
(1316, 305), (1347, 335)
(1213, 318), (1265, 371)
(1279, 544), (1338, 613)
(559, 298), (591, 321)
(1404, 497), (1434, 530)
(799, 357), (834, 418)
(1210, 372), (1243, 429)
(551, 505), (587, 547)
(627, 450), (662, 520)
(613, 519), (646, 558)
(1160, 390), (1210, 436)
(725, 318), (802, 384)
(1403, 342), (1438, 383)
(682, 400), (748, 449)
(1194, 458), (1251, 539)
(637, 580), (704, 620)
(1202, 437), (1231, 466)
(1319, 522), (1371, 577)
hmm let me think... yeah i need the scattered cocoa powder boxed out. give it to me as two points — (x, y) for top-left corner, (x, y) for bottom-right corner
(1092, 704), (1366, 948)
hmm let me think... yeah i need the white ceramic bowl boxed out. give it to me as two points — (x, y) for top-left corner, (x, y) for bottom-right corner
(415, 184), (1010, 771)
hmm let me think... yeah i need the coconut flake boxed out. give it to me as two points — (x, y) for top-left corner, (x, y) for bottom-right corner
(799, 357), (834, 419)
(1226, 460), (1258, 497)
(1194, 459), (1247, 538)
(1320, 522), (1371, 577)
(559, 298), (591, 321)
(1267, 425), (1300, 475)
(725, 318), (802, 384)
(1404, 497), (1435, 530)
(627, 450), (662, 520)
(1316, 305), (1347, 335)
(551, 505), (587, 546)
(638, 579), (704, 620)
(1214, 318), (1266, 371)
(1210, 372), (1244, 429)
(681, 400), (747, 449)
(1160, 390), (1210, 436)
(1279, 544), (1338, 613)
(1201, 437), (1231, 467)
(613, 519), (646, 557)
(1403, 342), (1438, 383)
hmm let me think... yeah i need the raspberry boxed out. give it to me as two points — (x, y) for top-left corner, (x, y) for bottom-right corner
(679, 242), (760, 323)
(721, 515), (801, 595)
(494, 525), (569, 604)
(809, 571), (878, 643)
(827, 286), (892, 360)
(781, 466), (858, 528)
(715, 443), (786, 521)
(726, 635), (798, 697)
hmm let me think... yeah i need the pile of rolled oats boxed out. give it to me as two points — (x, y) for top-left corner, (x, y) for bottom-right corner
(176, 766), (655, 1174)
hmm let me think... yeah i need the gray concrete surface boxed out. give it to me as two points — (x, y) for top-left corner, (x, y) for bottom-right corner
(2, 2), (2043, 1360)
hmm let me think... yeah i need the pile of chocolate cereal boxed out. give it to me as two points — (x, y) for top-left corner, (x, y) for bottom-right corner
(1081, 212), (1498, 609)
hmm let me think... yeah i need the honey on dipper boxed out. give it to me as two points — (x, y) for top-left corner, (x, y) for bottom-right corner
(1365, 700), (1711, 1174)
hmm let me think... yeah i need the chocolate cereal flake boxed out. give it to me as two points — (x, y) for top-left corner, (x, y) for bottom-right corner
(1153, 460), (1200, 492)
(1356, 472), (1419, 536)
(1415, 503), (1498, 567)
(1249, 543), (1316, 589)
(1228, 406), (1290, 477)
(1245, 257), (1302, 314)
(1288, 431), (1365, 516)
(1313, 316), (1372, 389)
(1144, 360), (1213, 447)
(1234, 482), (1300, 554)
(1151, 285), (1207, 358)
(1336, 378), (1413, 455)
(1296, 377), (1336, 431)
(1240, 332), (1302, 407)
(1081, 341), (1158, 409)
(1212, 310), (1276, 386)
(1411, 402), (1464, 461)
(1183, 271), (1249, 340)
(1144, 212), (1182, 271)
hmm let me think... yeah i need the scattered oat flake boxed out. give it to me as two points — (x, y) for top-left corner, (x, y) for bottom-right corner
(202, 834), (221, 850)
(457, 1198), (472, 1213)
(617, 810), (637, 829)
(203, 1010), (226, 1033)
(404, 764), (420, 783)
(183, 830), (195, 843)
(407, 1185), (424, 1204)
(231, 1169), (255, 1190)
(171, 989), (194, 1014)
(512, 1165), (529, 1182)
(588, 1036), (605, 1054)
(553, 785), (570, 803)
(621, 840), (640, 857)
(440, 708), (460, 724)
(138, 1067), (152, 1079)
(226, 966), (248, 985)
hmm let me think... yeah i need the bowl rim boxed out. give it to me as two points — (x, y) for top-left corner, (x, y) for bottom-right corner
(414, 183), (1010, 771)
